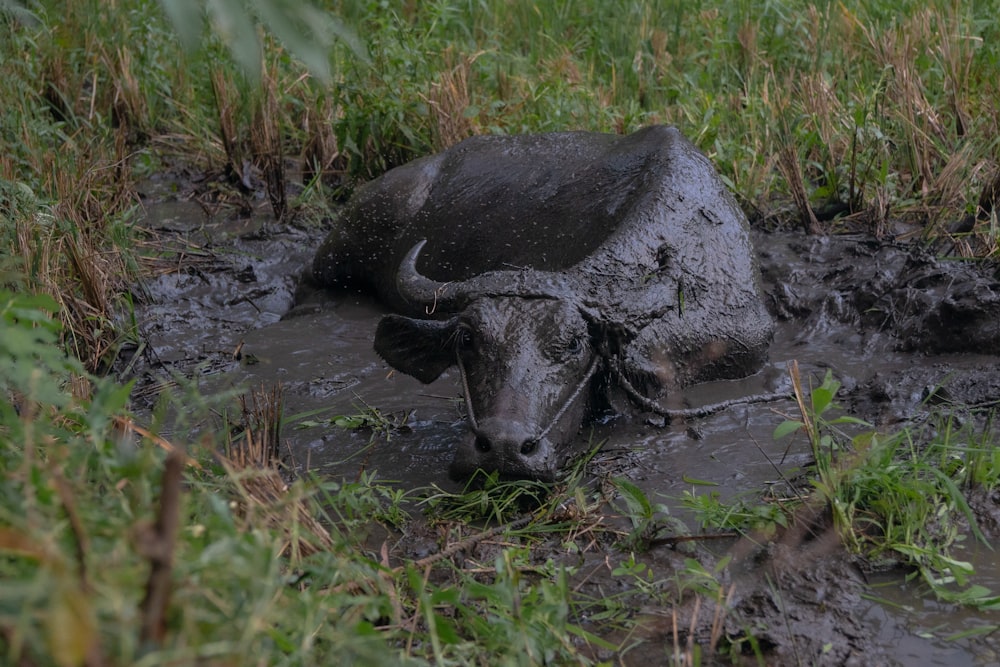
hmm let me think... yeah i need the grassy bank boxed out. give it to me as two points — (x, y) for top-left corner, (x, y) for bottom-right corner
(2, 0), (1000, 664)
(3, 0), (999, 358)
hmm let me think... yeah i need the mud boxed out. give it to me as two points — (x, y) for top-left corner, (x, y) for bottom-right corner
(758, 230), (1000, 427)
(121, 179), (1000, 665)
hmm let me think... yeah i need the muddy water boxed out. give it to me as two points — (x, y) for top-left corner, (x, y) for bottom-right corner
(126, 197), (1000, 665)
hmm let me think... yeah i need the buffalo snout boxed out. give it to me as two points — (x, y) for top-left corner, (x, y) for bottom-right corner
(450, 418), (559, 481)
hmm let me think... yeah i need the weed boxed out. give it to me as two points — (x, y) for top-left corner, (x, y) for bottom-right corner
(682, 488), (789, 535)
(294, 401), (409, 440)
(612, 477), (690, 551)
(773, 365), (1000, 609)
(420, 473), (552, 524)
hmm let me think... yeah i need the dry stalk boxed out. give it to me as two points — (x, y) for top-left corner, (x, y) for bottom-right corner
(777, 145), (822, 234)
(424, 49), (481, 151)
(398, 514), (534, 573)
(50, 464), (90, 594)
(858, 11), (949, 200)
(229, 383), (284, 469)
(977, 167), (1000, 221)
(934, 143), (984, 213)
(42, 51), (79, 123)
(250, 60), (287, 220)
(686, 595), (701, 663)
(221, 384), (339, 560)
(137, 447), (185, 647)
(933, 5), (978, 138)
(799, 72), (846, 175)
(736, 20), (759, 78)
(8, 140), (135, 372)
(113, 416), (201, 468)
(105, 44), (147, 143)
(708, 584), (736, 655)
(301, 95), (345, 187)
(866, 183), (891, 239)
(211, 68), (245, 184)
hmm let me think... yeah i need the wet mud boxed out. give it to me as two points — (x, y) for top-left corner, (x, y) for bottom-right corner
(121, 182), (1000, 665)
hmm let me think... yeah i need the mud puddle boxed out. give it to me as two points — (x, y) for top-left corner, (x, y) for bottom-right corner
(121, 192), (1000, 665)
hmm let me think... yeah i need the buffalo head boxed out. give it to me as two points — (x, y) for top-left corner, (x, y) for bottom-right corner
(374, 242), (603, 481)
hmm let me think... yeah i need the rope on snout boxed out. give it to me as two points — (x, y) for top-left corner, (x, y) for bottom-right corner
(609, 363), (793, 422)
(533, 354), (602, 444)
(456, 352), (602, 445)
(459, 349), (790, 436)
(455, 352), (480, 435)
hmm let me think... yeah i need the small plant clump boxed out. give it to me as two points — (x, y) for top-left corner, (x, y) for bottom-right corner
(778, 368), (1000, 609)
(681, 365), (1000, 610)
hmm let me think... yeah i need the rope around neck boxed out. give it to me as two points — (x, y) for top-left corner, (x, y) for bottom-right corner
(608, 362), (792, 422)
(455, 350), (787, 446)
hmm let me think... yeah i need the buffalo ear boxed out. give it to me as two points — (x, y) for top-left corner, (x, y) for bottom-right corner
(374, 314), (456, 383)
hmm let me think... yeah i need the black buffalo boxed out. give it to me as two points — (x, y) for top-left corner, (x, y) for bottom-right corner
(312, 125), (773, 480)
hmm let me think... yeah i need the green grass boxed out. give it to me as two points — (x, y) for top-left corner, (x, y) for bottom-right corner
(2, 277), (999, 662)
(682, 369), (1000, 610)
(3, 0), (1000, 664)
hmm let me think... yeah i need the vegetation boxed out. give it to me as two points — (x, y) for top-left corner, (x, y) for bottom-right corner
(3, 0), (1000, 360)
(2, 0), (1000, 664)
(774, 367), (1000, 609)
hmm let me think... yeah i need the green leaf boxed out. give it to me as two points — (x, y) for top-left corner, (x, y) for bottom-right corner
(773, 419), (805, 440)
(681, 474), (718, 486)
(613, 478), (652, 519)
(159, 0), (205, 51)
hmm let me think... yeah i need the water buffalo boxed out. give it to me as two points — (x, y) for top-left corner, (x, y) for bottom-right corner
(312, 125), (773, 480)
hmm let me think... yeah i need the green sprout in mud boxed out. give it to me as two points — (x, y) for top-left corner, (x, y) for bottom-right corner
(419, 473), (552, 524)
(294, 401), (408, 439)
(681, 488), (789, 535)
(772, 367), (1000, 610)
(612, 477), (690, 552)
(417, 438), (606, 525)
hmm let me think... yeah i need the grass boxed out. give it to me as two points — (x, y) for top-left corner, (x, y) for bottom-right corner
(2, 282), (999, 662)
(2, 0), (1000, 664)
(702, 365), (1000, 609)
(4, 0), (1000, 356)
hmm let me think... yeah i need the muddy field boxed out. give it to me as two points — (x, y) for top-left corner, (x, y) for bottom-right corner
(121, 174), (1000, 665)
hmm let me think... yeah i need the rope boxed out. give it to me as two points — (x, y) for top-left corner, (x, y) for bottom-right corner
(610, 363), (792, 422)
(456, 352), (601, 450)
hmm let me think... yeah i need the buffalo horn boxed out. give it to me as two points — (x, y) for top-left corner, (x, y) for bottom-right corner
(396, 240), (458, 310)
(395, 240), (582, 313)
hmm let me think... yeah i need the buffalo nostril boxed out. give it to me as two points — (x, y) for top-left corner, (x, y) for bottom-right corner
(475, 436), (492, 453)
(520, 439), (538, 456)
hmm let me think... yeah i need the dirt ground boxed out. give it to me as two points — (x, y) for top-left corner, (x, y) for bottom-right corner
(121, 173), (1000, 665)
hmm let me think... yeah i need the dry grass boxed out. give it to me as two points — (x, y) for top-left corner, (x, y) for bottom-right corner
(424, 48), (481, 151)
(211, 55), (299, 219)
(106, 44), (148, 143)
(221, 383), (338, 560)
(211, 68), (246, 186)
(777, 145), (822, 235)
(250, 61), (287, 220)
(4, 132), (137, 372)
(226, 383), (284, 470)
(301, 94), (345, 188)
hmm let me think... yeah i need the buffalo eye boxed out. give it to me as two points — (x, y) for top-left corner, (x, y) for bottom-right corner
(565, 335), (584, 356)
(456, 326), (474, 351)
